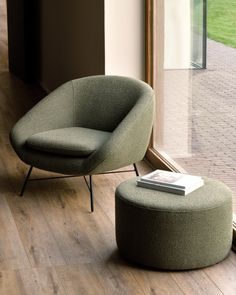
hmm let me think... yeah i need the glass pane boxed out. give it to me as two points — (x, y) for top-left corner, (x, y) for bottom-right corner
(191, 0), (206, 68)
(153, 0), (206, 157)
(153, 0), (236, 212)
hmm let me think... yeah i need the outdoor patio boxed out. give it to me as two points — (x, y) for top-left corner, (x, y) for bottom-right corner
(170, 38), (236, 211)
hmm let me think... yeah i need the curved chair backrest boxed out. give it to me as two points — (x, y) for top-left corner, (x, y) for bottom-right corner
(10, 75), (155, 176)
(72, 76), (152, 132)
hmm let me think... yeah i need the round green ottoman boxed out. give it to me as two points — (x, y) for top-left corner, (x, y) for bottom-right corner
(115, 177), (232, 270)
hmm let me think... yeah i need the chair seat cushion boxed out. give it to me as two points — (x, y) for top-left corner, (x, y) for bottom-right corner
(26, 127), (111, 157)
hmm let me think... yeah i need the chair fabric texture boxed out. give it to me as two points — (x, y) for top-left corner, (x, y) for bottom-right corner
(26, 127), (111, 157)
(10, 75), (155, 175)
(115, 177), (233, 270)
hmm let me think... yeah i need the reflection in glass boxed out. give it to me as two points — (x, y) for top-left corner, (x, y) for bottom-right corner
(153, 0), (207, 158)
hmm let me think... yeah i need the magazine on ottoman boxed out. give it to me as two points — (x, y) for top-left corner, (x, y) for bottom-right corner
(137, 169), (204, 196)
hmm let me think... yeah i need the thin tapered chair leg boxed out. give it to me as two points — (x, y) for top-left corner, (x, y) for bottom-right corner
(133, 163), (139, 176)
(19, 166), (33, 196)
(89, 175), (94, 212)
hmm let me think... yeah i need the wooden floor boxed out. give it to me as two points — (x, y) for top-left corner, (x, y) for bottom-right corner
(1, 1), (236, 294)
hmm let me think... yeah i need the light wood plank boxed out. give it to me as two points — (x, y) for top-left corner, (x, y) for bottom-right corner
(172, 270), (223, 295)
(32, 178), (101, 265)
(0, 161), (30, 271)
(0, 270), (25, 295)
(56, 264), (109, 295)
(6, 193), (66, 268)
(18, 267), (66, 295)
(204, 258), (236, 295)
(0, 151), (66, 268)
(0, 267), (66, 295)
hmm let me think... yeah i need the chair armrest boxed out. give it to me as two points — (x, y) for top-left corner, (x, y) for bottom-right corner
(10, 81), (74, 156)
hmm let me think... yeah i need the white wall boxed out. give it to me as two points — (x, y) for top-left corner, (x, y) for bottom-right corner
(164, 0), (191, 69)
(105, 0), (145, 80)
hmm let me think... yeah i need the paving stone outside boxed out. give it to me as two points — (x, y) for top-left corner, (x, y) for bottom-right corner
(163, 39), (236, 211)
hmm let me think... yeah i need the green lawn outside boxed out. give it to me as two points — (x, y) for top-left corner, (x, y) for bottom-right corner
(208, 0), (236, 48)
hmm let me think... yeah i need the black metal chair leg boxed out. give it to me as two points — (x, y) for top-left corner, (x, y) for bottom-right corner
(19, 166), (33, 196)
(133, 163), (139, 176)
(89, 175), (94, 212)
(83, 175), (94, 212)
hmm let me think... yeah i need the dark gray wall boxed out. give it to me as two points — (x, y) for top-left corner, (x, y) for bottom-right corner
(39, 0), (105, 91)
(7, 0), (39, 82)
(7, 0), (105, 90)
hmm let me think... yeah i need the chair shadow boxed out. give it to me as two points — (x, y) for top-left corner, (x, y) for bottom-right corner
(0, 172), (79, 199)
(0, 173), (20, 194)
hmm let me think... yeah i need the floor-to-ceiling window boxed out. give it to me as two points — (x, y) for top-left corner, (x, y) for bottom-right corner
(147, 0), (236, 212)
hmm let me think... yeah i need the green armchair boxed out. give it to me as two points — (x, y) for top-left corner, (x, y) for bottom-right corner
(10, 75), (155, 211)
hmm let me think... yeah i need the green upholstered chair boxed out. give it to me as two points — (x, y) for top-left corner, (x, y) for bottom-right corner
(10, 75), (155, 211)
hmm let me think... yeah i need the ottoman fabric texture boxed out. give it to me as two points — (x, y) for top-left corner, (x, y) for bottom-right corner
(115, 177), (232, 270)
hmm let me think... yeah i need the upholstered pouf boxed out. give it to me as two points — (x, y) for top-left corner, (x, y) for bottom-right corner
(115, 177), (233, 270)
